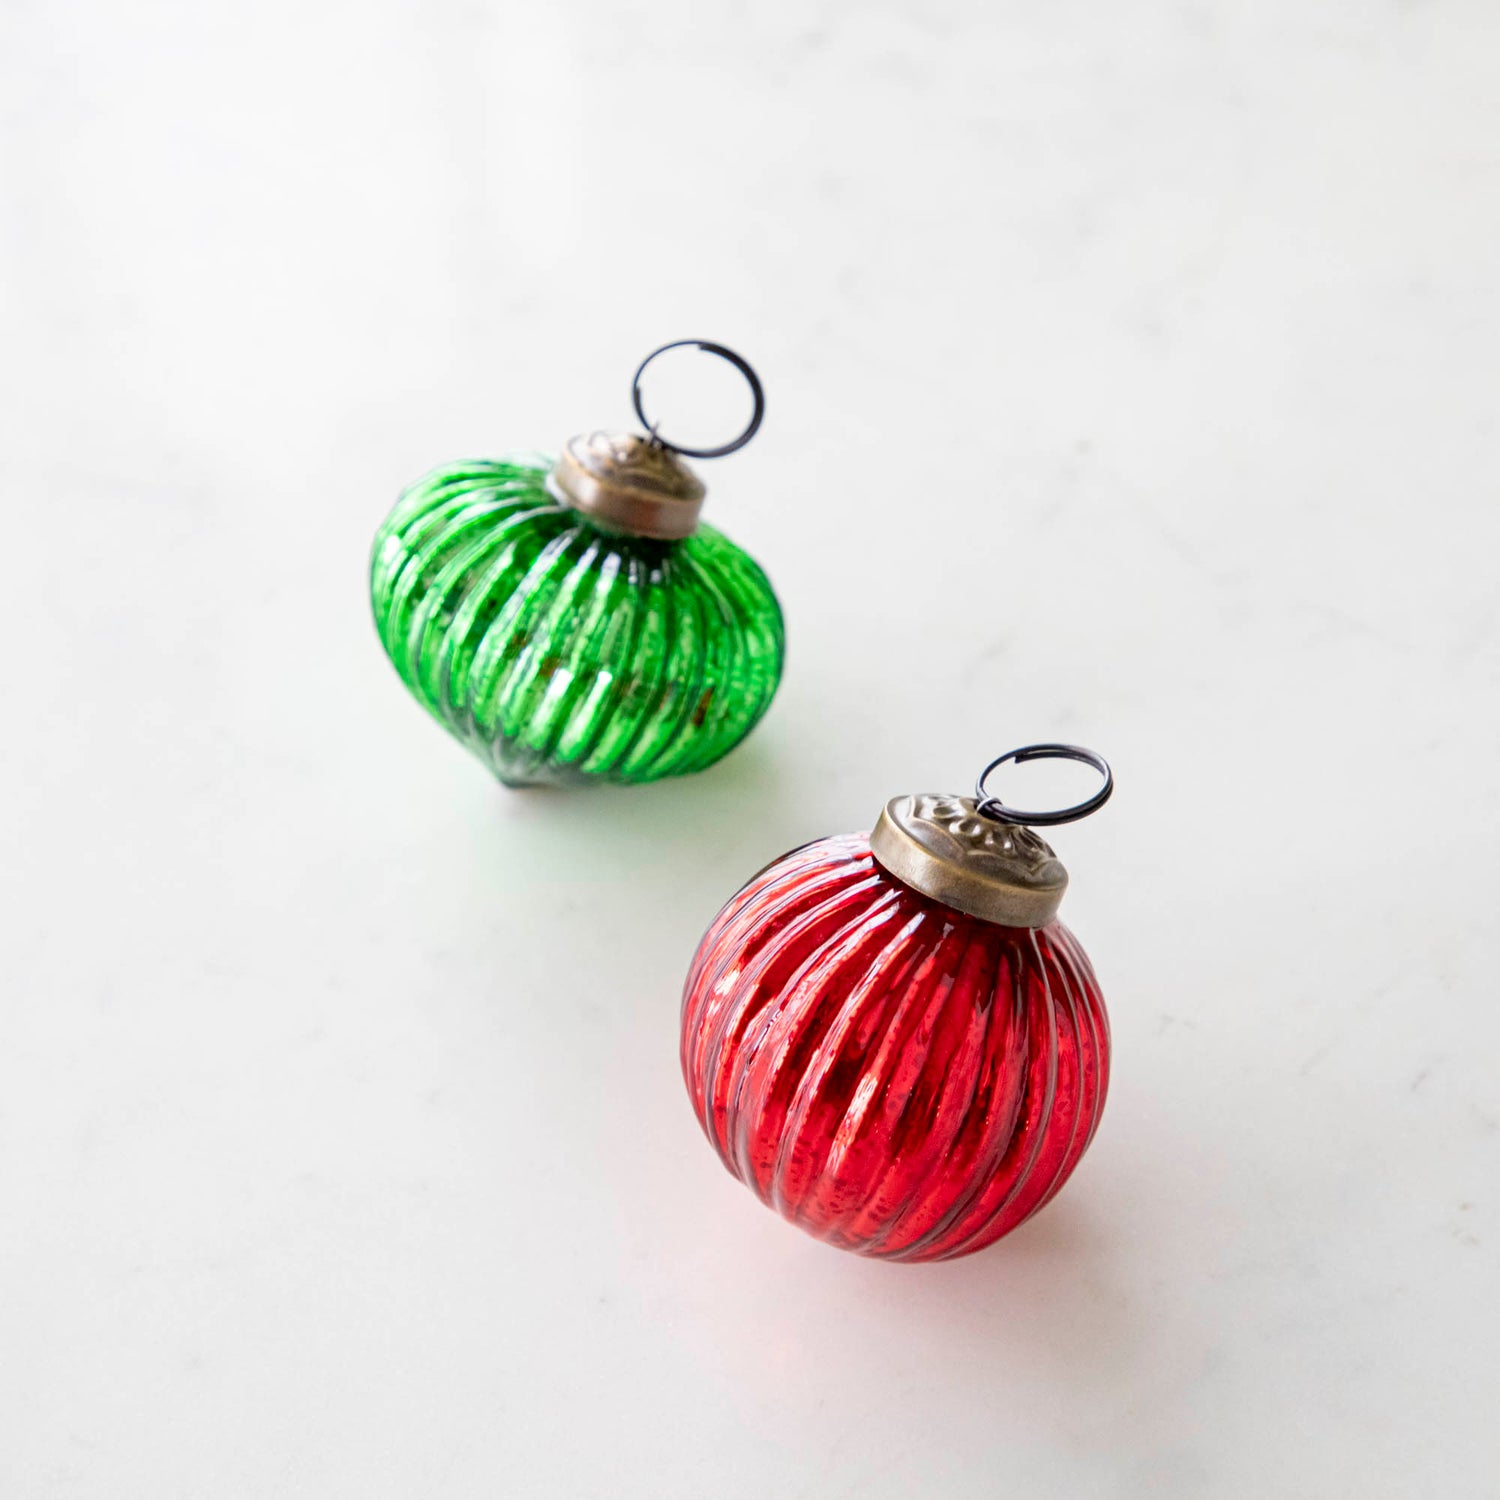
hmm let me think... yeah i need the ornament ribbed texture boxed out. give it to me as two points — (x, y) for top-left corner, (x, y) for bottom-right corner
(681, 834), (1109, 1261)
(371, 458), (784, 786)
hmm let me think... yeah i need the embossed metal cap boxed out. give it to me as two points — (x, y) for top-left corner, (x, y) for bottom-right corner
(547, 431), (707, 541)
(869, 794), (1069, 928)
(547, 341), (764, 540)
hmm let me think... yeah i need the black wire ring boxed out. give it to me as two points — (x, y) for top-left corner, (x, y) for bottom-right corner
(631, 340), (765, 459)
(975, 744), (1114, 827)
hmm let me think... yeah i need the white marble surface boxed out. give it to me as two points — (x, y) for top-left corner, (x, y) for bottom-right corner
(3, 1), (1499, 1494)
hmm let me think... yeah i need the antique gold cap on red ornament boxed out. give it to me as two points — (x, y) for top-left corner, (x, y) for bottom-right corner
(869, 794), (1069, 928)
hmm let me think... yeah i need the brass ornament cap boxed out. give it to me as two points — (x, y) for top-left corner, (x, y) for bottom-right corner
(869, 794), (1069, 929)
(546, 430), (706, 541)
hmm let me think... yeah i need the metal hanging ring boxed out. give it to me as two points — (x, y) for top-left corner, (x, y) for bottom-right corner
(631, 340), (765, 459)
(974, 744), (1114, 827)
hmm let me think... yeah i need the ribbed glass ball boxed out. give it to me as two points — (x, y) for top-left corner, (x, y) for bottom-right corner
(371, 458), (785, 786)
(681, 833), (1109, 1261)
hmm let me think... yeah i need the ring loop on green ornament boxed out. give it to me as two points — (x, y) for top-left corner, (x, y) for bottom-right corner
(631, 341), (765, 459)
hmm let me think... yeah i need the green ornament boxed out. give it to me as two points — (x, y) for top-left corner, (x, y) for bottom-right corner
(370, 343), (784, 787)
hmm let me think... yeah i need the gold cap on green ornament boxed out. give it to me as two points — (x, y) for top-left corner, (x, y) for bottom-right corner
(545, 341), (765, 542)
(547, 430), (706, 542)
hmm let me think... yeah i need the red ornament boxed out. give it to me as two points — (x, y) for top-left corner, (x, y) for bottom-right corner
(680, 747), (1113, 1262)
